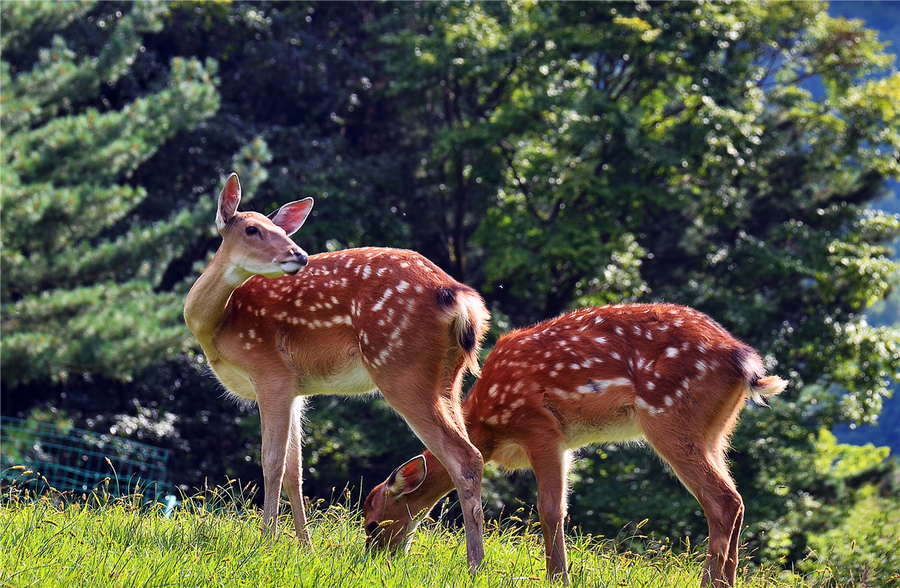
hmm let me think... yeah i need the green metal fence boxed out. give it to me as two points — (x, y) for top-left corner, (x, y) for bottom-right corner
(0, 417), (170, 497)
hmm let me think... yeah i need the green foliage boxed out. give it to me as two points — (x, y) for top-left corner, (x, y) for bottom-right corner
(0, 483), (830, 588)
(742, 426), (895, 572)
(800, 484), (900, 587)
(813, 429), (889, 492)
(2, 1), (898, 580)
(1, 1), (220, 385)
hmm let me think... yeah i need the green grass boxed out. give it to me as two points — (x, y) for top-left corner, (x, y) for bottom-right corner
(0, 480), (843, 588)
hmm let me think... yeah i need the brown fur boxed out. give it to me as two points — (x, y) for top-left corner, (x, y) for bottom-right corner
(364, 304), (787, 587)
(185, 174), (490, 571)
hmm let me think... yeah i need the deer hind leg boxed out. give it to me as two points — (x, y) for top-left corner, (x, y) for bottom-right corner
(282, 396), (312, 546)
(715, 450), (744, 585)
(381, 376), (485, 572)
(641, 422), (743, 587)
(412, 413), (484, 572)
(526, 438), (572, 584)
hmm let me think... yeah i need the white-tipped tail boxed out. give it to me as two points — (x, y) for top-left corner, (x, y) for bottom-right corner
(746, 375), (789, 406)
(451, 290), (489, 378)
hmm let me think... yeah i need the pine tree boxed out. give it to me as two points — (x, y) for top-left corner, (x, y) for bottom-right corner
(1, 1), (220, 385)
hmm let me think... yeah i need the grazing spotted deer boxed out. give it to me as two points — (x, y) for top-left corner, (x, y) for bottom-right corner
(364, 304), (787, 586)
(184, 173), (490, 570)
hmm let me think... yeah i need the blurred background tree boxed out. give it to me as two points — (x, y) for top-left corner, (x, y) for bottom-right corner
(1, 1), (220, 386)
(2, 1), (897, 580)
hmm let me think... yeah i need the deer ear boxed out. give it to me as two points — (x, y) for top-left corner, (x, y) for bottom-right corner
(216, 173), (242, 232)
(386, 455), (427, 496)
(268, 197), (314, 236)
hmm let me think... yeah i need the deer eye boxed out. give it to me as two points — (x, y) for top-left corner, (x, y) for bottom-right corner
(245, 226), (259, 236)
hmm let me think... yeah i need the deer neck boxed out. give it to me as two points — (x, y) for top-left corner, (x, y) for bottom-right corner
(184, 249), (252, 358)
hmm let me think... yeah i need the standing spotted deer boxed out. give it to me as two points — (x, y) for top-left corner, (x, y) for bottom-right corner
(364, 304), (787, 587)
(184, 173), (490, 570)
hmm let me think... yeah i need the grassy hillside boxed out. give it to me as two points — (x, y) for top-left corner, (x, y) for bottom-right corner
(0, 482), (862, 588)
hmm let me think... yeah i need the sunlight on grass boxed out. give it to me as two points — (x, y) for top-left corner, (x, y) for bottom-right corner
(0, 476), (854, 587)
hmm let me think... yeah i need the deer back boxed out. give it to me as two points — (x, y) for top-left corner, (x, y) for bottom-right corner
(464, 304), (772, 463)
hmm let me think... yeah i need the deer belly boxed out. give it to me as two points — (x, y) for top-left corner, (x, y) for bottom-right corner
(210, 360), (257, 401)
(492, 441), (532, 471)
(565, 420), (644, 449)
(300, 356), (378, 397)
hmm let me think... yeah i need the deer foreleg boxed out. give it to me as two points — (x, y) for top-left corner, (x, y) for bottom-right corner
(529, 441), (571, 584)
(282, 396), (312, 546)
(258, 388), (295, 537)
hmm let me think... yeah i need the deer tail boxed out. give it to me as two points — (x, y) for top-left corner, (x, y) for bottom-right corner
(438, 286), (489, 377)
(735, 347), (789, 406)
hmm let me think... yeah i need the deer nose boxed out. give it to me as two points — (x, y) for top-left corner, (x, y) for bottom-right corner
(278, 248), (309, 275)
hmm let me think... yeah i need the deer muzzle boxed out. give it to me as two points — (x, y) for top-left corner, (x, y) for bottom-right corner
(279, 248), (309, 275)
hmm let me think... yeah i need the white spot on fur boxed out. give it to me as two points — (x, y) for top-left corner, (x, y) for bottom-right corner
(586, 377), (632, 393)
(372, 288), (394, 312)
(551, 388), (576, 401)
